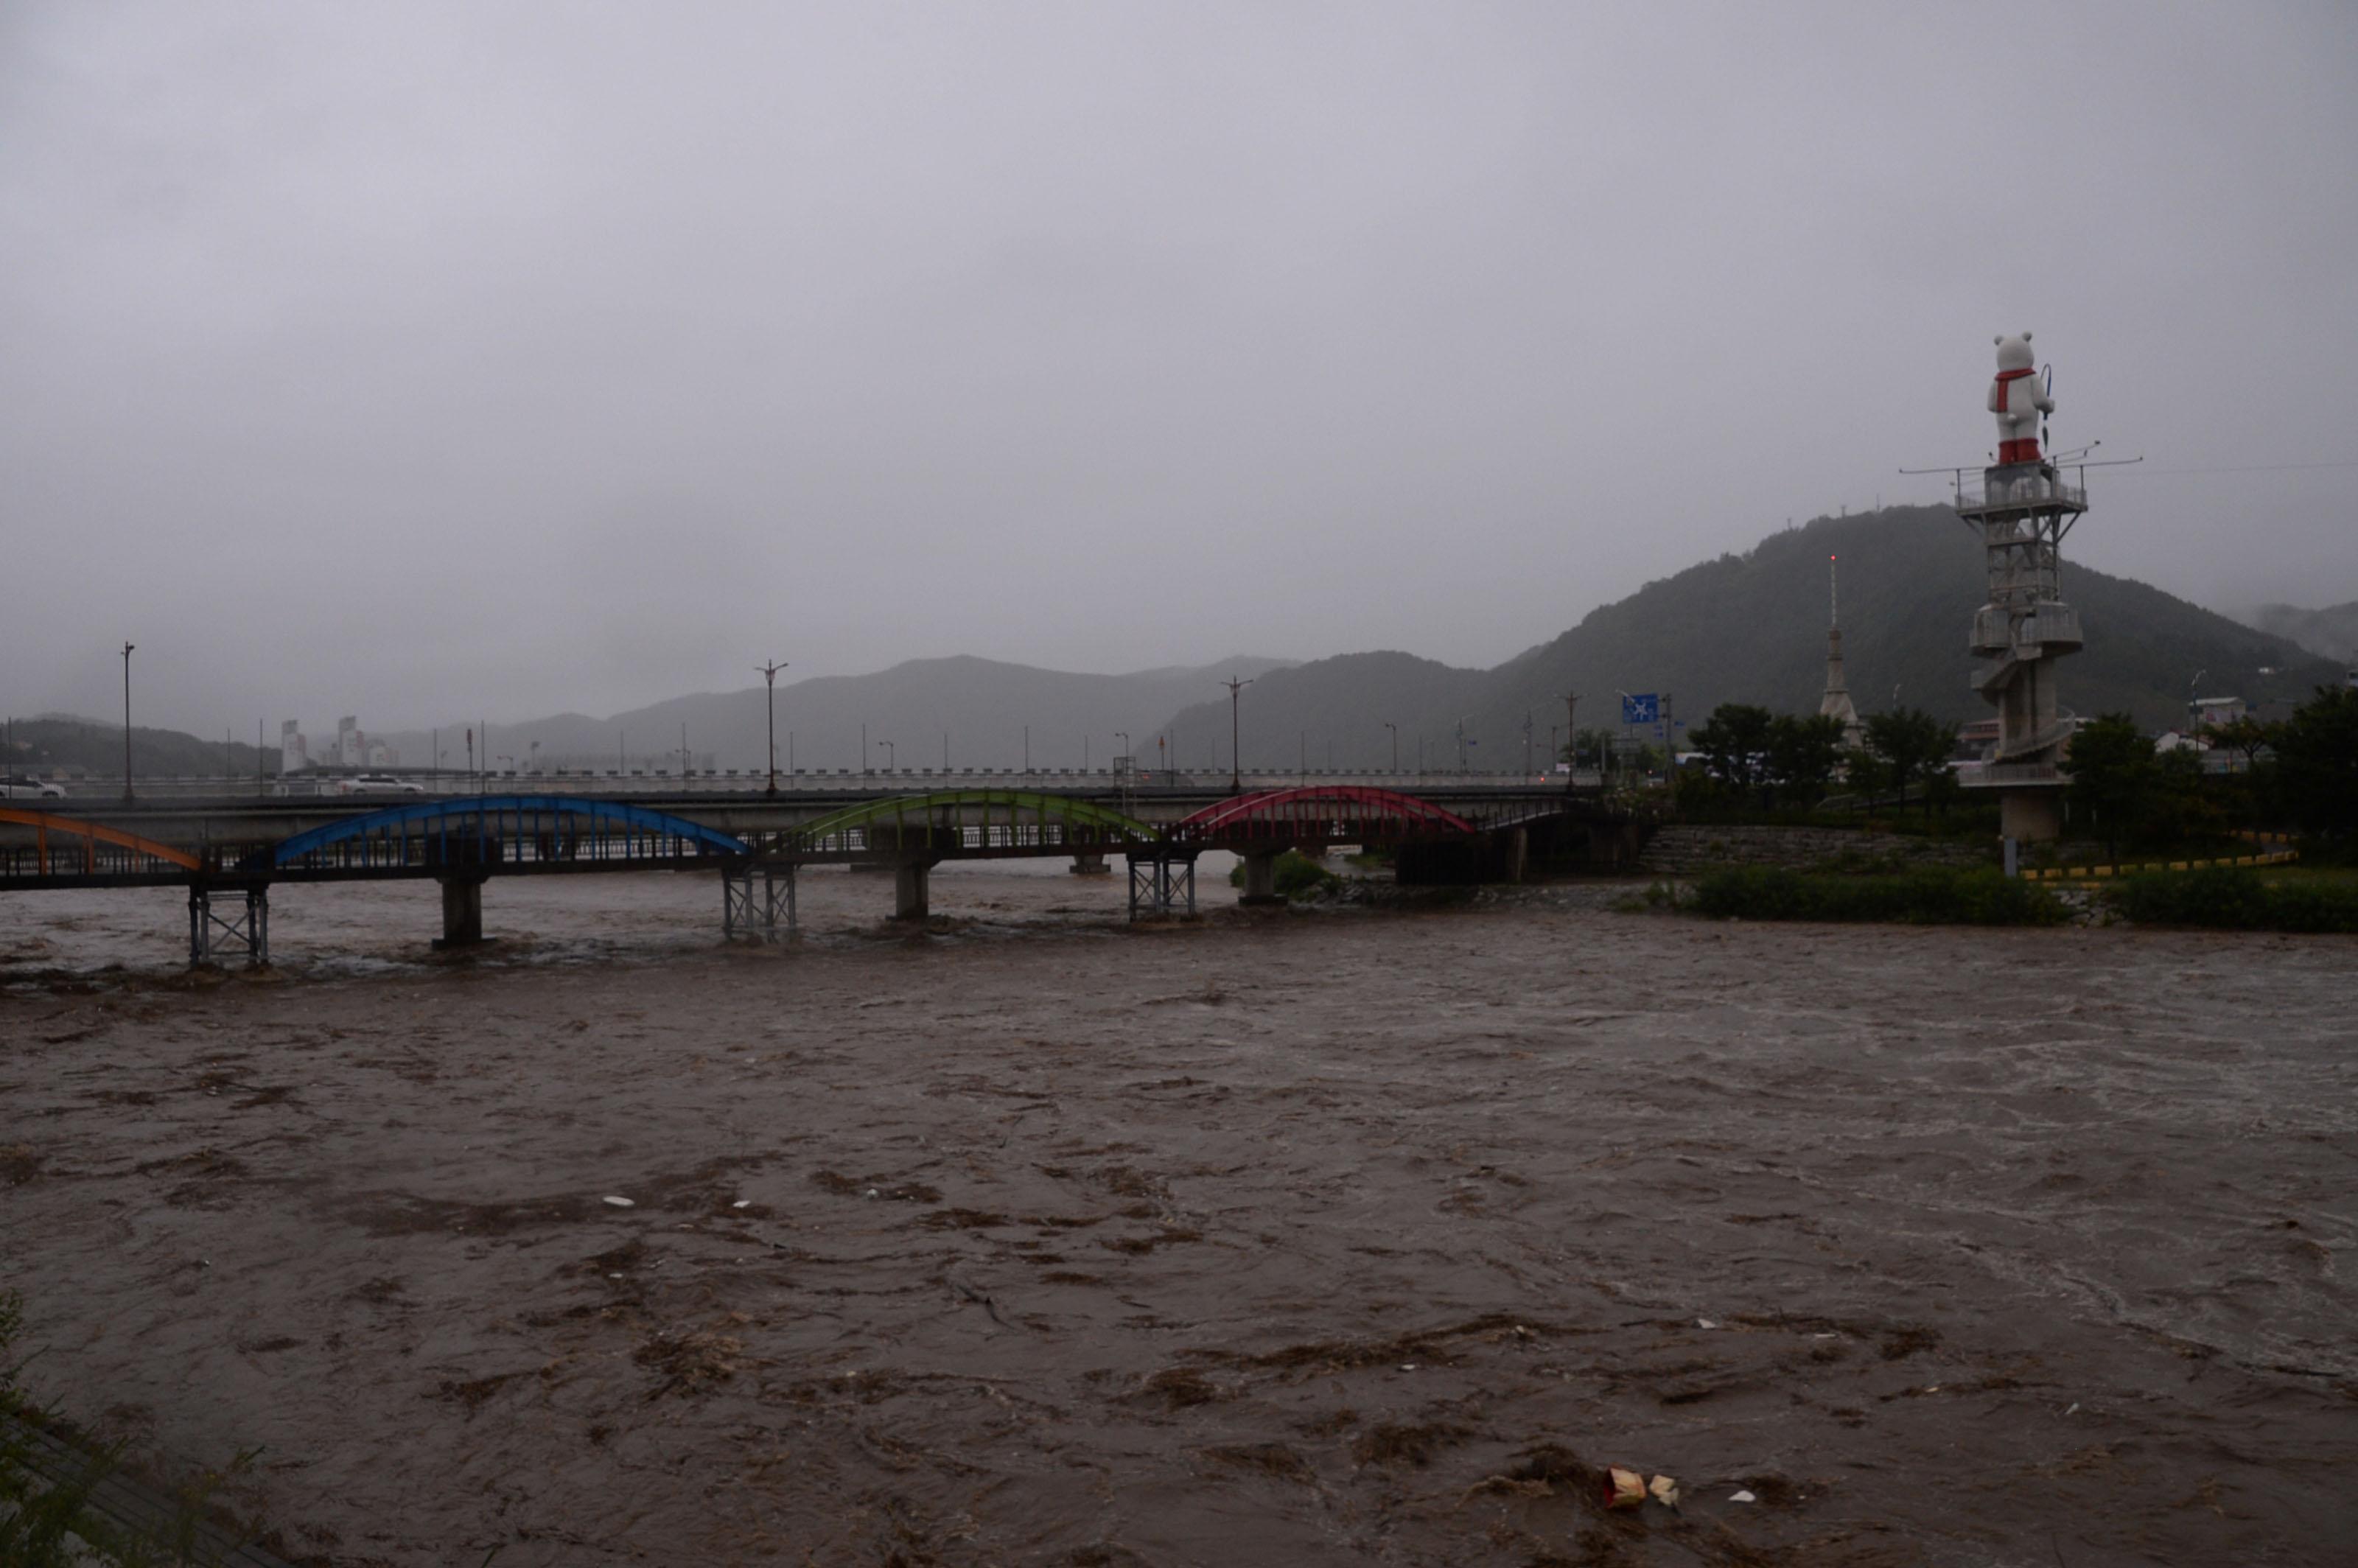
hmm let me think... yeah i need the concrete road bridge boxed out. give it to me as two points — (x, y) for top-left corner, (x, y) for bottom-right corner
(0, 781), (1617, 965)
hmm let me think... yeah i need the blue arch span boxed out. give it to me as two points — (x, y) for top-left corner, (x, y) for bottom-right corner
(253, 794), (749, 869)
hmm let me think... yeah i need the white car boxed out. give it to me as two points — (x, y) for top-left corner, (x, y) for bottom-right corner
(337, 774), (427, 795)
(0, 777), (68, 800)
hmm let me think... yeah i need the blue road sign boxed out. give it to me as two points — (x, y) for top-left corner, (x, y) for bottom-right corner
(1622, 693), (1659, 725)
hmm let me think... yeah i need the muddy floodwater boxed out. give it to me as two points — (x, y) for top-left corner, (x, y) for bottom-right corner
(3, 864), (2354, 1567)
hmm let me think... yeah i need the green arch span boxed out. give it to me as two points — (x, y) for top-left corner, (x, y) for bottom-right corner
(785, 789), (1155, 845)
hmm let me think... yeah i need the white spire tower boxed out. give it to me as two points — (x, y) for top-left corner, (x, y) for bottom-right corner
(1819, 554), (1863, 747)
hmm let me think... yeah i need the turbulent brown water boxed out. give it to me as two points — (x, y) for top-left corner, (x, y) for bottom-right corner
(3, 865), (2353, 1566)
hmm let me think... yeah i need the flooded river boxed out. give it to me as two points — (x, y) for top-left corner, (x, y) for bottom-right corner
(3, 866), (2353, 1565)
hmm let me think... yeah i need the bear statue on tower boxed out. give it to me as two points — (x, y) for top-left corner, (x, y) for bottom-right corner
(1987, 332), (2054, 465)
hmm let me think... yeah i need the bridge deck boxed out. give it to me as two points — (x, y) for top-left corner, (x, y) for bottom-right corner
(1, 785), (1598, 895)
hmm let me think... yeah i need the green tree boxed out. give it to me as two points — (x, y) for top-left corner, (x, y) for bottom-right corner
(2146, 744), (2233, 847)
(1690, 703), (1775, 798)
(2273, 685), (2358, 841)
(2208, 714), (2278, 774)
(2206, 714), (2278, 830)
(1862, 707), (1959, 816)
(1763, 713), (1849, 807)
(1564, 727), (1616, 770)
(2065, 712), (2157, 861)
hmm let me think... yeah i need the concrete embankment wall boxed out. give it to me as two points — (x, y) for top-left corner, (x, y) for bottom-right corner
(1637, 825), (1989, 875)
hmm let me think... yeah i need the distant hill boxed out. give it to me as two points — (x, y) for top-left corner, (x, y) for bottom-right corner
(1150, 651), (1492, 775)
(1158, 506), (2343, 770)
(374, 655), (1297, 775)
(4, 716), (273, 783)
(2245, 601), (2358, 666)
(46, 508), (2337, 784)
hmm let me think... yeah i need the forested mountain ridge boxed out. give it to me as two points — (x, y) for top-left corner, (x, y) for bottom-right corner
(1161, 506), (2341, 771)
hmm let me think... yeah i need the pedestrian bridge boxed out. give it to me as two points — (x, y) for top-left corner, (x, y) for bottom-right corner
(0, 785), (1581, 963)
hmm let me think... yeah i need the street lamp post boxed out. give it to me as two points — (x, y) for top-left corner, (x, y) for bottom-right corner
(1383, 721), (1397, 774)
(1222, 676), (1253, 791)
(758, 659), (786, 794)
(119, 642), (135, 802)
(877, 739), (895, 772)
(1663, 692), (1678, 800)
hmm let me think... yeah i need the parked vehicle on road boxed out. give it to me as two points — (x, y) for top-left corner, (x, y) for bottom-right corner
(0, 777), (68, 799)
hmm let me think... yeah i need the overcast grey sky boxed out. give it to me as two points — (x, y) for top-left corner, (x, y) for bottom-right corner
(5, 1), (2353, 735)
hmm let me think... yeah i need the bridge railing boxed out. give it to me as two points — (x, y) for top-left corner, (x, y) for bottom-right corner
(247, 798), (749, 876)
(783, 821), (1147, 858)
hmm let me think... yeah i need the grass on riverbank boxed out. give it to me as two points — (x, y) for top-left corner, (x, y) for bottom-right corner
(1687, 866), (2069, 926)
(2102, 866), (2358, 933)
(1, 1289), (272, 1567)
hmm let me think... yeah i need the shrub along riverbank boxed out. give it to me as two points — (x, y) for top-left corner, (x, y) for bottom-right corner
(1682, 863), (2358, 933)
(2100, 866), (2358, 934)
(1687, 867), (2068, 925)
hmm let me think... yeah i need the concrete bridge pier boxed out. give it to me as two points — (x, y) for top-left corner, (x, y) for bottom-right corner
(1239, 850), (1284, 906)
(2000, 791), (2063, 844)
(1501, 826), (1528, 885)
(1068, 853), (1110, 875)
(435, 874), (486, 949)
(892, 860), (937, 921)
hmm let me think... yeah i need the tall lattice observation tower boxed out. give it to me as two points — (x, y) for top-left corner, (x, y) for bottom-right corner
(1929, 332), (2099, 841)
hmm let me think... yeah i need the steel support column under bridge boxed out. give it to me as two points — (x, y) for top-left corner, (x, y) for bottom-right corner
(187, 885), (268, 968)
(1126, 855), (1197, 919)
(722, 861), (797, 942)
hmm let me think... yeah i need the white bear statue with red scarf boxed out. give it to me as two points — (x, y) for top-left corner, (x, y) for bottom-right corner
(1987, 332), (2053, 465)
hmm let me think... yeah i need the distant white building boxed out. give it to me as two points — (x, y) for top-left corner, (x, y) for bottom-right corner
(2190, 696), (2247, 732)
(279, 715), (394, 771)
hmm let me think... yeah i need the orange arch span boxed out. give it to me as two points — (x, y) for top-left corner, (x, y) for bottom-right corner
(0, 808), (202, 874)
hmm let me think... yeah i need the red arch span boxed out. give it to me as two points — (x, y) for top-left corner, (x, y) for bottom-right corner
(1173, 786), (1474, 839)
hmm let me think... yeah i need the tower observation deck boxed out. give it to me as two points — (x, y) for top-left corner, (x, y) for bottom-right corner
(1955, 465), (2085, 808)
(1935, 332), (2097, 842)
